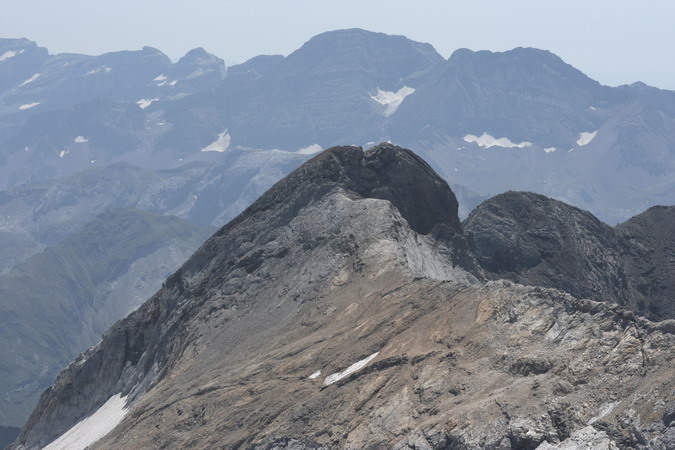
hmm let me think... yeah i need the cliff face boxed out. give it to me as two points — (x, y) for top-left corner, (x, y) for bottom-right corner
(11, 145), (675, 449)
(464, 192), (675, 322)
(616, 205), (675, 321)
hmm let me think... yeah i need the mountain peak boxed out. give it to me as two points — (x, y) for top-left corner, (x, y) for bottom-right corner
(283, 29), (443, 82)
(230, 143), (461, 236)
(177, 47), (223, 66)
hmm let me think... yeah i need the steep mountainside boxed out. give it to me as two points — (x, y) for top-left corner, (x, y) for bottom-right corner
(464, 191), (675, 321)
(616, 205), (675, 321)
(0, 209), (212, 427)
(11, 145), (674, 449)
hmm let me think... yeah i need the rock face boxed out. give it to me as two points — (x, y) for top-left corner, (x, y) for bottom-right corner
(10, 145), (675, 449)
(463, 191), (675, 321)
(617, 205), (675, 321)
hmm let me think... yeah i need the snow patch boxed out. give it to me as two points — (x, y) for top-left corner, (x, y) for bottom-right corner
(323, 352), (379, 386)
(44, 394), (130, 450)
(370, 86), (415, 117)
(19, 73), (40, 87)
(153, 74), (168, 82)
(59, 150), (68, 158)
(298, 144), (322, 155)
(0, 49), (24, 61)
(184, 68), (205, 79)
(86, 65), (112, 75)
(202, 130), (231, 152)
(136, 98), (159, 109)
(577, 131), (597, 146)
(588, 401), (621, 424)
(544, 147), (557, 153)
(19, 102), (40, 110)
(308, 370), (321, 380)
(74, 136), (88, 143)
(464, 133), (532, 149)
(168, 80), (178, 86)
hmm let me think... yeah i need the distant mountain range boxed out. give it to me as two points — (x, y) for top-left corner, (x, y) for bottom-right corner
(2, 29), (674, 224)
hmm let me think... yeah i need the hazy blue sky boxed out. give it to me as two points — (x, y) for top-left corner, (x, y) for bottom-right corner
(2, 0), (674, 89)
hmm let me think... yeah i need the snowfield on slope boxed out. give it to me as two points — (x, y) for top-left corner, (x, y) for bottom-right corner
(370, 86), (415, 116)
(202, 130), (231, 152)
(43, 394), (129, 450)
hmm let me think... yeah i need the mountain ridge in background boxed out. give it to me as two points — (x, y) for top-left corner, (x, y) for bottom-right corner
(2, 29), (674, 224)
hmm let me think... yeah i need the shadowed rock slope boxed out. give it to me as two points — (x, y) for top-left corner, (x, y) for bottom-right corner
(463, 191), (675, 321)
(617, 205), (675, 321)
(11, 145), (675, 449)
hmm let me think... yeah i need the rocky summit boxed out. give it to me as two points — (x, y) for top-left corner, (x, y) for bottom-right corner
(10, 144), (675, 449)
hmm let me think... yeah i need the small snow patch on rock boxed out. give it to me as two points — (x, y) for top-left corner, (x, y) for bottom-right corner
(202, 130), (231, 152)
(323, 352), (379, 386)
(19, 102), (40, 110)
(576, 131), (597, 146)
(86, 65), (112, 75)
(19, 73), (40, 87)
(371, 86), (415, 117)
(136, 98), (159, 109)
(0, 49), (24, 61)
(464, 133), (532, 149)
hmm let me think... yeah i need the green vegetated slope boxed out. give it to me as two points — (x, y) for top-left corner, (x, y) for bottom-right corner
(0, 208), (213, 427)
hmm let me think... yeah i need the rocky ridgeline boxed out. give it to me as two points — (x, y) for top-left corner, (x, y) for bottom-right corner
(10, 144), (675, 449)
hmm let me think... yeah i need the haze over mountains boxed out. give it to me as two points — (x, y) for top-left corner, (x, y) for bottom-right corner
(2, 29), (675, 223)
(1, 28), (675, 447)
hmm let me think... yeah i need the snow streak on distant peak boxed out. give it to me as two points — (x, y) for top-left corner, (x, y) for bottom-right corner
(577, 130), (598, 146)
(136, 98), (159, 109)
(464, 133), (532, 149)
(0, 49), (24, 61)
(86, 65), (112, 75)
(202, 130), (231, 152)
(371, 86), (415, 117)
(19, 102), (40, 110)
(19, 73), (40, 87)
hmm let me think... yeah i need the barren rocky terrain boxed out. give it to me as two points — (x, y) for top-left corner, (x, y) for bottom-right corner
(10, 145), (675, 449)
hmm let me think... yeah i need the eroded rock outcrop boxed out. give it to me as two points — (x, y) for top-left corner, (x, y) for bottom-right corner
(464, 191), (675, 322)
